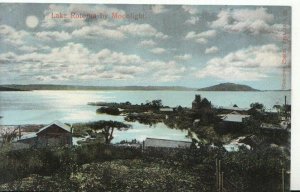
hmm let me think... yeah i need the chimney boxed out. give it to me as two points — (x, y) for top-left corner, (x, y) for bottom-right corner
(284, 96), (287, 106)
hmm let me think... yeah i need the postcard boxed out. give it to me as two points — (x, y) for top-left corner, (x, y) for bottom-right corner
(0, 2), (295, 191)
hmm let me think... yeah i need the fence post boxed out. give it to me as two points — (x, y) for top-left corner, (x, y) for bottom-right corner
(216, 158), (219, 191)
(221, 172), (224, 192)
(219, 160), (221, 192)
(282, 168), (285, 192)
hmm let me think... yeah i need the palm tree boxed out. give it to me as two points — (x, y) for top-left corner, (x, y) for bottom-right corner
(87, 120), (131, 144)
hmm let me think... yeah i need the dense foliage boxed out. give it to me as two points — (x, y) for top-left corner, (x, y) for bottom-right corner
(0, 142), (290, 191)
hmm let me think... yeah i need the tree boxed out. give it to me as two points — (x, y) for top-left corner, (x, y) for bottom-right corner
(0, 126), (18, 147)
(86, 121), (131, 144)
(151, 99), (162, 109)
(250, 102), (265, 111)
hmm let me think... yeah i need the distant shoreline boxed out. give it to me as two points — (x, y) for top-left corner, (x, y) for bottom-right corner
(0, 84), (291, 92)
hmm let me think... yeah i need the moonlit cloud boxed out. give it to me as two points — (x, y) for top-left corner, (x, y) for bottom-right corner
(185, 16), (200, 25)
(72, 25), (125, 40)
(36, 31), (72, 41)
(152, 5), (168, 14)
(150, 47), (166, 54)
(0, 25), (29, 46)
(182, 5), (198, 15)
(209, 7), (290, 40)
(205, 46), (219, 54)
(139, 40), (157, 47)
(175, 54), (192, 61)
(118, 23), (168, 39)
(196, 44), (284, 81)
(185, 30), (216, 44)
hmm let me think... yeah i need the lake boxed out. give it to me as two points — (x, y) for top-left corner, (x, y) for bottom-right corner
(0, 90), (290, 143)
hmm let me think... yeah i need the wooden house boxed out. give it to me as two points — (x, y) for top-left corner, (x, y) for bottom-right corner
(217, 112), (250, 132)
(17, 121), (73, 148)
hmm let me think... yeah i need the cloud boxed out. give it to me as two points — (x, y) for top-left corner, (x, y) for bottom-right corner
(148, 60), (186, 82)
(150, 48), (166, 54)
(0, 25), (29, 46)
(195, 44), (285, 81)
(182, 5), (198, 15)
(113, 65), (146, 75)
(185, 16), (200, 25)
(152, 5), (168, 14)
(0, 43), (146, 81)
(1, 41), (189, 83)
(118, 23), (168, 39)
(209, 7), (290, 39)
(205, 46), (219, 54)
(72, 25), (125, 40)
(185, 30), (216, 44)
(36, 31), (72, 41)
(175, 54), (192, 61)
(96, 49), (143, 65)
(139, 40), (157, 48)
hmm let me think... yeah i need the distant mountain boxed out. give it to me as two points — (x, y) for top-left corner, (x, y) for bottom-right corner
(0, 86), (28, 91)
(0, 84), (196, 91)
(198, 83), (259, 91)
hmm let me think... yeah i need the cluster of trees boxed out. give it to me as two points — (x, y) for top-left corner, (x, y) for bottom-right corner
(96, 107), (121, 115)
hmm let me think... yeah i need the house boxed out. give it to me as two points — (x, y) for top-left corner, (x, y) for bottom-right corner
(17, 120), (73, 148)
(217, 112), (250, 132)
(219, 106), (250, 114)
(143, 138), (192, 149)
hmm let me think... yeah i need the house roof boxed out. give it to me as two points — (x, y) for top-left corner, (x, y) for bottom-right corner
(221, 106), (250, 111)
(37, 120), (71, 134)
(18, 132), (37, 140)
(144, 137), (192, 149)
(222, 114), (250, 123)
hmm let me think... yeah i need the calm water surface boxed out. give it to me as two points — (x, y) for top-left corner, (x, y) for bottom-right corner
(0, 90), (290, 142)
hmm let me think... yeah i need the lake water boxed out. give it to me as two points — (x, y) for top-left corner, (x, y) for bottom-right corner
(0, 90), (290, 143)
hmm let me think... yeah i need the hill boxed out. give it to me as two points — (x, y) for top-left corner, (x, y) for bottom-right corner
(198, 83), (259, 91)
(0, 86), (28, 91)
(0, 84), (195, 91)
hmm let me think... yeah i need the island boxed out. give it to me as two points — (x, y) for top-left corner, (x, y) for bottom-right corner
(198, 83), (259, 91)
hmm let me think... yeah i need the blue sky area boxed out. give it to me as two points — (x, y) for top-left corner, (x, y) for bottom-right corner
(0, 4), (291, 89)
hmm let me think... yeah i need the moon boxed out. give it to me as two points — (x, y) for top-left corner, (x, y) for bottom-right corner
(26, 15), (39, 28)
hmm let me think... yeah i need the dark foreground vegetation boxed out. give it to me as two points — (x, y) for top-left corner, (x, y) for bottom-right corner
(0, 142), (289, 191)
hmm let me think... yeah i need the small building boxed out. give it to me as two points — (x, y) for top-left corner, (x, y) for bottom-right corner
(217, 112), (250, 132)
(143, 138), (192, 149)
(17, 121), (73, 148)
(219, 106), (250, 114)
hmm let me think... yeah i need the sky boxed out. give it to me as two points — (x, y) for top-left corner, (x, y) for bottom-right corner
(0, 3), (291, 90)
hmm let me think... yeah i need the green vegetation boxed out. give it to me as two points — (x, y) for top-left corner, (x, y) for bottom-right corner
(0, 143), (289, 191)
(85, 121), (131, 144)
(96, 106), (121, 115)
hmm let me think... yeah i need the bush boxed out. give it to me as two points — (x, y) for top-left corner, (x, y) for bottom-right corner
(96, 107), (121, 115)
